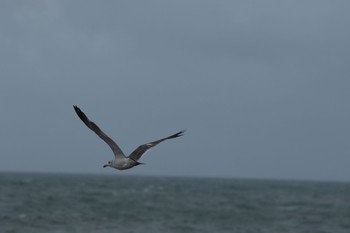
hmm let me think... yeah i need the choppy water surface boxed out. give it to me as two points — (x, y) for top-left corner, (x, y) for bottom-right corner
(1, 172), (349, 233)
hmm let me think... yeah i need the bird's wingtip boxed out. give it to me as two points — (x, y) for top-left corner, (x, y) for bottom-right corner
(171, 129), (186, 138)
(73, 105), (82, 113)
(179, 129), (186, 136)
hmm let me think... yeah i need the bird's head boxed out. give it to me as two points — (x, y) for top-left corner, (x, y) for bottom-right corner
(103, 160), (113, 168)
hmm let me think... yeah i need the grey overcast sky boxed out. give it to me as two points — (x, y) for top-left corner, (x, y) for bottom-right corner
(1, 0), (350, 181)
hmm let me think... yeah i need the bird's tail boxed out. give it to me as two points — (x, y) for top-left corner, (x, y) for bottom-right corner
(131, 158), (146, 166)
(135, 161), (146, 166)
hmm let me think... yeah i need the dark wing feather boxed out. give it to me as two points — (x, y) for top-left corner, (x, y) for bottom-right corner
(73, 105), (125, 159)
(128, 130), (185, 161)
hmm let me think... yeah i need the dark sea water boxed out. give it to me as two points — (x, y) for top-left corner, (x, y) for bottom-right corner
(1, 172), (350, 233)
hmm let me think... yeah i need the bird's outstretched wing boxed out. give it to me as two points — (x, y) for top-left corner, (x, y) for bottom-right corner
(128, 130), (185, 161)
(73, 105), (126, 159)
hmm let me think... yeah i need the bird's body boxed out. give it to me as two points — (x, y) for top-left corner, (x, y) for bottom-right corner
(73, 105), (185, 170)
(107, 157), (139, 170)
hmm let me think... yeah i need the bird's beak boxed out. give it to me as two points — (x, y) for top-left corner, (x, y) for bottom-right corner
(103, 164), (108, 168)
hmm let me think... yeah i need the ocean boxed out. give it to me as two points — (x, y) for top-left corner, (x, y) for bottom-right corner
(0, 172), (349, 233)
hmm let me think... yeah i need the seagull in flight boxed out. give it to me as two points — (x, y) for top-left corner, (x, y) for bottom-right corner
(73, 105), (185, 170)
